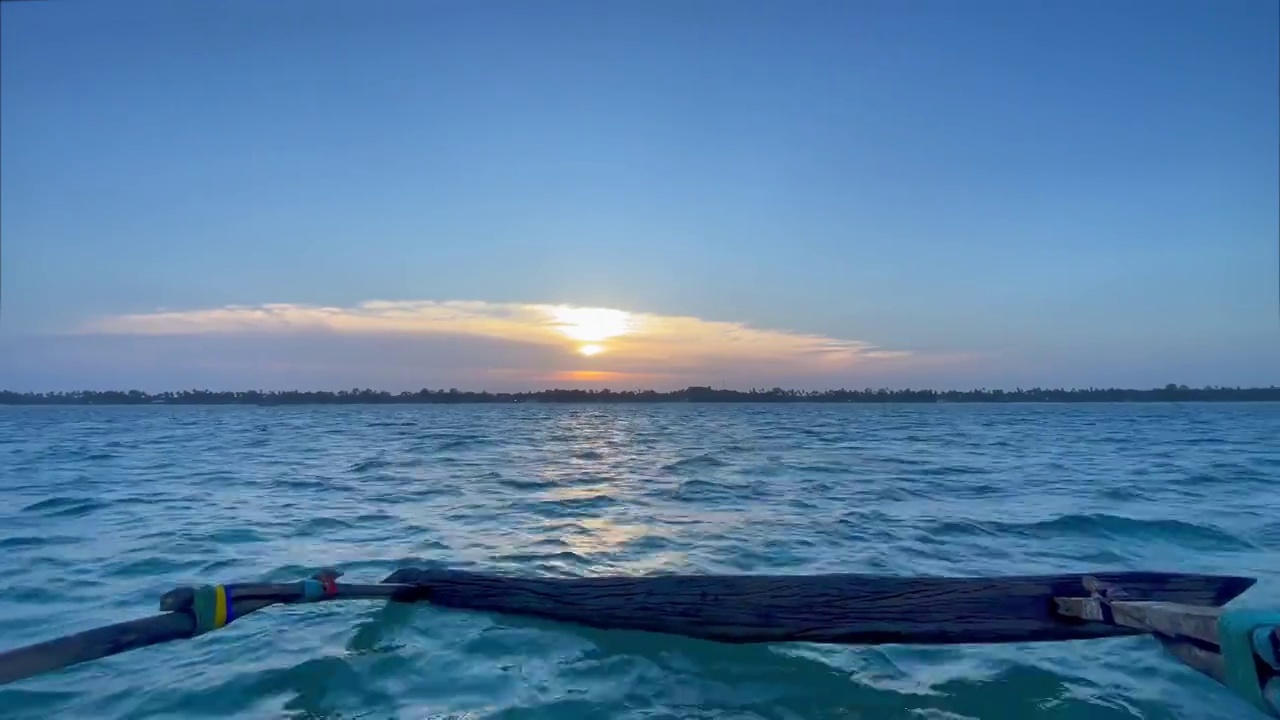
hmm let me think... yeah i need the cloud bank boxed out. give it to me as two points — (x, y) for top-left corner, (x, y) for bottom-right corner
(86, 300), (908, 366)
(1, 300), (972, 391)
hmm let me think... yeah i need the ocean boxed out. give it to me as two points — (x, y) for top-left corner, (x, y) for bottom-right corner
(0, 403), (1276, 719)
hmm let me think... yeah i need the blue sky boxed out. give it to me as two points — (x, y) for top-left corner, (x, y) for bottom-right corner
(2, 0), (1277, 391)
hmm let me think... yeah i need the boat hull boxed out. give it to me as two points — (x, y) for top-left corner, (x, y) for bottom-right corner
(381, 568), (1255, 645)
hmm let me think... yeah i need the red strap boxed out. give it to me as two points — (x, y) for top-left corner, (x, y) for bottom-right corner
(320, 577), (338, 596)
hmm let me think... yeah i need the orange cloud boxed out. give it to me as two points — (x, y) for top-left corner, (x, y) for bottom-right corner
(83, 299), (916, 381)
(70, 297), (957, 386)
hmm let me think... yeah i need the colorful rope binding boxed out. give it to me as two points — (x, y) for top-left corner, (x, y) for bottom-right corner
(190, 585), (231, 634)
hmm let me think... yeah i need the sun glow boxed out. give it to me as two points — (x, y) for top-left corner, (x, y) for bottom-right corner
(550, 307), (633, 343)
(86, 300), (925, 384)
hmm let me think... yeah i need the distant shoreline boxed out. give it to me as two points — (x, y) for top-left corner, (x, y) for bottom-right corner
(2, 385), (1278, 405)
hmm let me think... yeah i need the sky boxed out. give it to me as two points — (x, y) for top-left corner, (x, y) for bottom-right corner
(1, 0), (1277, 392)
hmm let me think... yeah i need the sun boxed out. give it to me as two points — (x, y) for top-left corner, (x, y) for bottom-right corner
(550, 307), (633, 342)
(578, 344), (604, 356)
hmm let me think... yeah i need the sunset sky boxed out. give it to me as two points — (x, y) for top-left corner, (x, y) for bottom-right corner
(2, 0), (1277, 391)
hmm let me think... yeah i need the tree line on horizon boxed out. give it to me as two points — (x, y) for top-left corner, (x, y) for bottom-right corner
(1, 384), (1277, 405)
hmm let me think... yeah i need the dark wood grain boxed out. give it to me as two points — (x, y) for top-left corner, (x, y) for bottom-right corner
(381, 569), (1256, 645)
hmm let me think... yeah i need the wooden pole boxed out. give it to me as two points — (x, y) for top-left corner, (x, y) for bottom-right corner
(380, 568), (1254, 645)
(0, 568), (1257, 688)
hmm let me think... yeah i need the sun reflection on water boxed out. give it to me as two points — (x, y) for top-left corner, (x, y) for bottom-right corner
(526, 409), (688, 572)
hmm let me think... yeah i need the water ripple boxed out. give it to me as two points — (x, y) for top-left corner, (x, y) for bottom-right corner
(22, 496), (110, 517)
(0, 402), (1277, 719)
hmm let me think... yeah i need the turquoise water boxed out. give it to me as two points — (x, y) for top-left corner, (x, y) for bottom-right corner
(1, 404), (1277, 719)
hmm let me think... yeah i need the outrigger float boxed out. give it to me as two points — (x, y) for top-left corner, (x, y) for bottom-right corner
(0, 568), (1276, 716)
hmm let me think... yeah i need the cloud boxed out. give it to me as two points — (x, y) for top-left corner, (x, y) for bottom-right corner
(85, 299), (907, 369)
(0, 299), (981, 391)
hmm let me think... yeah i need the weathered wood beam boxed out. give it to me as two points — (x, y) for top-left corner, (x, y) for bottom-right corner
(382, 568), (1255, 645)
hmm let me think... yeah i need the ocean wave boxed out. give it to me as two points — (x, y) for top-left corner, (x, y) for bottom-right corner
(270, 477), (328, 491)
(348, 458), (391, 473)
(438, 437), (494, 451)
(669, 478), (735, 500)
(498, 476), (551, 491)
(0, 402), (1273, 720)
(0, 535), (82, 549)
(538, 493), (618, 512)
(784, 460), (853, 474)
(928, 513), (1253, 550)
(660, 453), (728, 472)
(295, 516), (355, 534)
(21, 496), (109, 517)
(495, 549), (592, 566)
(916, 464), (991, 477)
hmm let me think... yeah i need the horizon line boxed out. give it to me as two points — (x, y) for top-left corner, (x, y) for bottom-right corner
(2, 384), (1278, 405)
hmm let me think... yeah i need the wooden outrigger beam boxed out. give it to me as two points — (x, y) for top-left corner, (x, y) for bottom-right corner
(0, 568), (1272, 716)
(1055, 576), (1278, 717)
